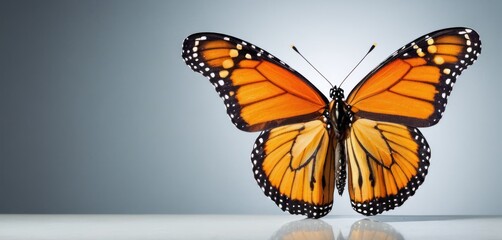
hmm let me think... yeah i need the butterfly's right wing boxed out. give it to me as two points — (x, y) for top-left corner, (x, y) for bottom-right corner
(182, 33), (328, 132)
(345, 118), (430, 216)
(346, 27), (481, 127)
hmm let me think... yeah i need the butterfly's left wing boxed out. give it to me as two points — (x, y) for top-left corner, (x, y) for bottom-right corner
(347, 27), (481, 127)
(345, 118), (430, 216)
(252, 120), (336, 218)
(182, 33), (328, 132)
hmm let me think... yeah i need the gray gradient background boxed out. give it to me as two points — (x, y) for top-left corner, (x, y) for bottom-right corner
(1, 0), (500, 215)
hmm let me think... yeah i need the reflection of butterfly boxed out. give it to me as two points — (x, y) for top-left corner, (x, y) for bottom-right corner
(181, 27), (481, 218)
(270, 218), (403, 240)
(271, 219), (335, 240)
(348, 219), (404, 240)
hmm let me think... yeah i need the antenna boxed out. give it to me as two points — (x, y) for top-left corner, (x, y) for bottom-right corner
(291, 45), (333, 87)
(339, 43), (377, 88)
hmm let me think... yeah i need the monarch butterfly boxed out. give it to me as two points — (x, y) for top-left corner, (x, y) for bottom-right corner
(181, 27), (481, 218)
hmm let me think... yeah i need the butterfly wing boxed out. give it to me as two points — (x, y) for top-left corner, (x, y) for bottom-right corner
(252, 120), (336, 218)
(346, 27), (481, 127)
(345, 118), (430, 215)
(182, 33), (328, 132)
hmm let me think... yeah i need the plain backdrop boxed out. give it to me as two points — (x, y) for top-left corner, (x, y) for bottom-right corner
(1, 0), (501, 216)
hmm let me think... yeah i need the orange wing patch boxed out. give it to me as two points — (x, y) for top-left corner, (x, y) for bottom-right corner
(345, 118), (430, 215)
(347, 28), (481, 127)
(182, 33), (328, 132)
(252, 120), (335, 218)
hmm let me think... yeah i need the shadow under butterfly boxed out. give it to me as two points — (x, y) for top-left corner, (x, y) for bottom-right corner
(270, 218), (404, 240)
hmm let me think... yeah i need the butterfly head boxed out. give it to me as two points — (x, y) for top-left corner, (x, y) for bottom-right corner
(329, 87), (345, 100)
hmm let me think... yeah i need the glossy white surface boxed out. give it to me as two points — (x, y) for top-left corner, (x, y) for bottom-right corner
(1, 215), (501, 239)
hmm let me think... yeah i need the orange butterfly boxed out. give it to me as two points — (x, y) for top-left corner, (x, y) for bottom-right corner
(181, 28), (481, 218)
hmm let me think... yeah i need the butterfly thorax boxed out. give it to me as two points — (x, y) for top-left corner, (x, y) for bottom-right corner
(329, 87), (352, 140)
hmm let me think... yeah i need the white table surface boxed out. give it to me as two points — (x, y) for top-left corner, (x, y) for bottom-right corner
(1, 215), (501, 239)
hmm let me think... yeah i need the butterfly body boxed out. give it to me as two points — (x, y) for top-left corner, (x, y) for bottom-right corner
(182, 28), (481, 218)
(327, 87), (351, 196)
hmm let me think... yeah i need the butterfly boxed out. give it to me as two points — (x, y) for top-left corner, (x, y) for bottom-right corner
(181, 27), (481, 218)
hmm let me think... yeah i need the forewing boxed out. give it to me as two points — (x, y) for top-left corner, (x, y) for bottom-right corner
(347, 27), (481, 127)
(182, 33), (328, 132)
